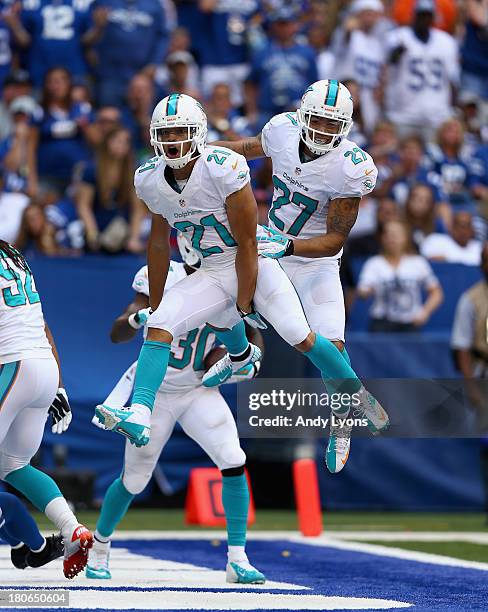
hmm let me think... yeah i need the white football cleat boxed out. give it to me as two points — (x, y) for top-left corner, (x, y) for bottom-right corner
(86, 538), (111, 579)
(202, 344), (262, 387)
(354, 387), (390, 435)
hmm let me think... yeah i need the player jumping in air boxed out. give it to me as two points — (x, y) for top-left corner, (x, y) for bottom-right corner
(207, 79), (389, 473)
(89, 236), (265, 584)
(0, 240), (93, 578)
(95, 93), (387, 475)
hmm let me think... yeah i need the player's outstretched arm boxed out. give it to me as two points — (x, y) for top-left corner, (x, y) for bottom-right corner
(226, 183), (259, 314)
(212, 134), (266, 160)
(110, 292), (150, 344)
(293, 196), (360, 258)
(147, 213), (171, 311)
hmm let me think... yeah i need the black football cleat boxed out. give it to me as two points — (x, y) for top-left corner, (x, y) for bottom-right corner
(11, 544), (30, 569)
(26, 534), (64, 568)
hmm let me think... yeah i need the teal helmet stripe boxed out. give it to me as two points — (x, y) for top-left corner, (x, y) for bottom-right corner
(166, 93), (180, 116)
(325, 80), (339, 107)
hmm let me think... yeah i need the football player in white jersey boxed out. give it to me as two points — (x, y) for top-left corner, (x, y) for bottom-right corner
(384, 0), (459, 137)
(95, 93), (387, 476)
(89, 236), (265, 584)
(0, 240), (93, 578)
(208, 79), (389, 473)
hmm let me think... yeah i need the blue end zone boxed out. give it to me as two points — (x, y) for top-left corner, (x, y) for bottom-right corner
(3, 538), (488, 611)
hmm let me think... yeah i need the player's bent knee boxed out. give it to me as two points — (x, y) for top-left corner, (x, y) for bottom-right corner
(332, 340), (344, 352)
(295, 331), (316, 353)
(0, 454), (29, 481)
(147, 327), (173, 344)
(216, 444), (246, 471)
(122, 468), (153, 495)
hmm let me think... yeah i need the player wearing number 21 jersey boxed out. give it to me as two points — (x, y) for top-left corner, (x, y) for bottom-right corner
(95, 92), (388, 490)
(210, 79), (389, 473)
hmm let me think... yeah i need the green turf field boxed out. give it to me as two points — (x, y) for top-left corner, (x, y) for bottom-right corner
(29, 507), (488, 564)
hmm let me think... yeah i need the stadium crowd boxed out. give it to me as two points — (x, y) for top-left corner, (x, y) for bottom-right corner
(0, 0), (487, 330)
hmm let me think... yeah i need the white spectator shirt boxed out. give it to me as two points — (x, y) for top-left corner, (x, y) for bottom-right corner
(132, 262), (216, 393)
(0, 254), (52, 363)
(420, 234), (482, 266)
(0, 193), (29, 244)
(358, 254), (439, 323)
(451, 292), (476, 351)
(135, 147), (250, 271)
(334, 29), (386, 90)
(384, 27), (459, 128)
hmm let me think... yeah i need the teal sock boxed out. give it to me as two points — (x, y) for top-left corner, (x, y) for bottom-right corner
(211, 321), (249, 355)
(305, 334), (362, 395)
(132, 341), (171, 411)
(341, 347), (351, 366)
(96, 478), (134, 539)
(222, 473), (249, 547)
(5, 465), (62, 512)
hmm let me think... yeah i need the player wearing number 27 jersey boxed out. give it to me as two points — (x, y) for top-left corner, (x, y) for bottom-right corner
(211, 79), (388, 473)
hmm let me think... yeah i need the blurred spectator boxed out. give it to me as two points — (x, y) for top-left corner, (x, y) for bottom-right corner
(27, 67), (96, 198)
(404, 183), (447, 250)
(471, 144), (488, 216)
(307, 20), (334, 82)
(14, 203), (59, 255)
(375, 135), (450, 225)
(71, 82), (93, 105)
(162, 51), (200, 99)
(343, 79), (367, 147)
(74, 127), (146, 253)
(357, 219), (443, 332)
(427, 118), (476, 207)
(0, 6), (13, 91)
(332, 0), (386, 131)
(0, 95), (40, 193)
(206, 83), (251, 142)
(367, 120), (399, 183)
(198, 0), (260, 106)
(461, 0), (488, 101)
(93, 0), (169, 107)
(457, 91), (487, 149)
(0, 169), (29, 243)
(5, 0), (103, 88)
(347, 197), (401, 259)
(245, 6), (317, 128)
(155, 27), (200, 95)
(392, 0), (457, 34)
(420, 211), (482, 264)
(384, 0), (459, 139)
(0, 70), (33, 141)
(92, 105), (122, 145)
(121, 73), (155, 157)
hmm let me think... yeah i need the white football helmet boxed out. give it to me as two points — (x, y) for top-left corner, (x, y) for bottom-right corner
(150, 93), (207, 169)
(297, 80), (353, 155)
(177, 231), (201, 269)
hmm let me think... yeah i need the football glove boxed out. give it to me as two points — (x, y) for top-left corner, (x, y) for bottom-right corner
(49, 388), (72, 434)
(237, 304), (267, 330)
(128, 307), (152, 330)
(257, 225), (294, 259)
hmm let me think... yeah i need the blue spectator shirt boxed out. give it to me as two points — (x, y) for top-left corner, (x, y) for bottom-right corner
(33, 101), (93, 181)
(461, 20), (488, 77)
(20, 0), (93, 87)
(470, 145), (488, 188)
(426, 144), (476, 205)
(197, 0), (260, 66)
(0, 17), (12, 91)
(248, 40), (318, 114)
(94, 0), (168, 81)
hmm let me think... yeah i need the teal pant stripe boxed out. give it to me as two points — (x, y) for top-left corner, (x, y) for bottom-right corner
(211, 321), (249, 356)
(5, 465), (62, 512)
(0, 361), (20, 408)
(96, 477), (134, 538)
(341, 347), (351, 366)
(132, 341), (171, 411)
(222, 474), (249, 547)
(325, 80), (339, 106)
(167, 93), (179, 116)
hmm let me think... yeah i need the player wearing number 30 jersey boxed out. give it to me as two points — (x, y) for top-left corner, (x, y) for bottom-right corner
(211, 79), (388, 473)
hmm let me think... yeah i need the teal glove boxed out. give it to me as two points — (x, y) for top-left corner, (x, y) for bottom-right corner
(257, 225), (294, 259)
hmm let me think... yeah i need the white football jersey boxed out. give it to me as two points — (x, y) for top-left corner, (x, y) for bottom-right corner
(0, 255), (51, 364)
(261, 112), (378, 261)
(132, 261), (217, 393)
(135, 147), (250, 270)
(334, 30), (386, 90)
(384, 27), (459, 127)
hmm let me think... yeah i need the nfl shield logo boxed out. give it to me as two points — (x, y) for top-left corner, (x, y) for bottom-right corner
(295, 167), (301, 175)
(179, 199), (186, 207)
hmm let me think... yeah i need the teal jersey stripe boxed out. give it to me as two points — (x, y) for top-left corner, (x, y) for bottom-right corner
(325, 80), (339, 107)
(166, 93), (180, 116)
(0, 361), (20, 408)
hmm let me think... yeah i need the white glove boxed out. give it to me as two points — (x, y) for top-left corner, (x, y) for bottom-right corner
(49, 388), (72, 434)
(128, 307), (152, 330)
